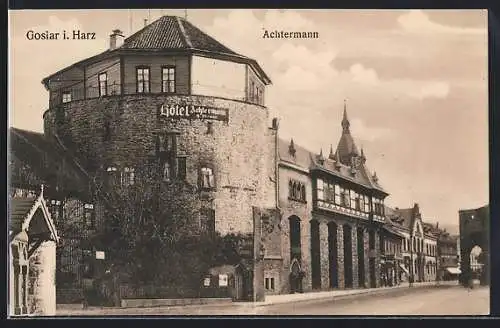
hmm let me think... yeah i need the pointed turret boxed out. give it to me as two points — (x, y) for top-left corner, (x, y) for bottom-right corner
(360, 147), (366, 164)
(317, 148), (325, 165)
(329, 144), (335, 160)
(334, 150), (342, 170)
(372, 171), (378, 183)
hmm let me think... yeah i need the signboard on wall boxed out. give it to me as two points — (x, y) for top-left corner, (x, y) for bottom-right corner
(95, 251), (105, 260)
(159, 104), (229, 122)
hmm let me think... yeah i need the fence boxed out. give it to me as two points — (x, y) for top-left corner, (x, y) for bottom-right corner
(118, 284), (201, 300)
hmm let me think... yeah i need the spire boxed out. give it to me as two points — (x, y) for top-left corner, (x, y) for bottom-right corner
(341, 99), (350, 133)
(318, 148), (325, 165)
(372, 171), (378, 183)
(329, 144), (335, 159)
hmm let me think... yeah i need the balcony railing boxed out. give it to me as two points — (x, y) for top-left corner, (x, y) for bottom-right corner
(51, 82), (259, 107)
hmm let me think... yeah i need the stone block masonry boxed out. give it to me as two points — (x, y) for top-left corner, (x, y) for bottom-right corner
(351, 226), (359, 289)
(29, 240), (57, 316)
(337, 224), (345, 289)
(43, 95), (274, 236)
(319, 222), (330, 289)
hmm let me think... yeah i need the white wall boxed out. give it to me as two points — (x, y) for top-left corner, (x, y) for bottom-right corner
(191, 56), (246, 100)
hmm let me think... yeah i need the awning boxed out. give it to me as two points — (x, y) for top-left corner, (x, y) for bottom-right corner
(399, 264), (409, 275)
(446, 267), (461, 275)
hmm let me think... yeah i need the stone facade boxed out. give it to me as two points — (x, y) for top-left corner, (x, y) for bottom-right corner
(29, 240), (57, 315)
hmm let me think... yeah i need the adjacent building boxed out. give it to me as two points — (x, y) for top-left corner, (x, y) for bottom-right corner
(385, 204), (438, 283)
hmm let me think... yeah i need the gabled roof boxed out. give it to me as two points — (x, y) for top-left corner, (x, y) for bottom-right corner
(42, 16), (271, 88)
(278, 138), (388, 194)
(9, 127), (89, 197)
(9, 186), (59, 242)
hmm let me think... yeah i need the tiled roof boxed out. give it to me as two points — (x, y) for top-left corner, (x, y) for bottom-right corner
(386, 206), (413, 230)
(122, 16), (240, 56)
(43, 16), (271, 86)
(9, 197), (37, 232)
(9, 128), (89, 196)
(278, 138), (387, 194)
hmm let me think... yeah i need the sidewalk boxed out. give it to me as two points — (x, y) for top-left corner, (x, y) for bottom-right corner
(241, 281), (450, 307)
(56, 281), (458, 316)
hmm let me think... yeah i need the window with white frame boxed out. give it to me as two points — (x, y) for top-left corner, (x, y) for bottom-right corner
(98, 72), (108, 97)
(136, 67), (150, 93)
(200, 167), (215, 189)
(106, 166), (119, 186)
(161, 66), (176, 93)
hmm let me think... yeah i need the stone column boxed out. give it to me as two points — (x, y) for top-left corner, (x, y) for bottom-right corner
(363, 229), (370, 288)
(351, 226), (359, 289)
(29, 240), (57, 316)
(301, 219), (312, 292)
(319, 222), (330, 290)
(337, 224), (345, 289)
(374, 230), (381, 288)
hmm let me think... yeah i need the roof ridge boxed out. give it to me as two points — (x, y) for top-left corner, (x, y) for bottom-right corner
(176, 16), (193, 48)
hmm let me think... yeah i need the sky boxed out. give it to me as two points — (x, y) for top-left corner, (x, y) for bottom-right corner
(9, 9), (489, 233)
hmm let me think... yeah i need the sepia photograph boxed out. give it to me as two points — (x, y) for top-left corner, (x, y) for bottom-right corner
(7, 9), (490, 317)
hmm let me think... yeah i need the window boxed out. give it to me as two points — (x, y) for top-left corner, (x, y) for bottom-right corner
(161, 66), (176, 93)
(122, 167), (135, 186)
(136, 67), (150, 93)
(98, 72), (108, 97)
(84, 204), (95, 229)
(289, 179), (306, 202)
(334, 184), (341, 204)
(249, 80), (255, 102)
(364, 195), (371, 212)
(62, 92), (72, 103)
(340, 188), (350, 207)
(316, 179), (324, 200)
(265, 277), (275, 291)
(163, 162), (171, 182)
(200, 208), (215, 235)
(200, 167), (215, 189)
(106, 166), (119, 186)
(177, 157), (186, 180)
(49, 200), (63, 223)
(157, 133), (176, 153)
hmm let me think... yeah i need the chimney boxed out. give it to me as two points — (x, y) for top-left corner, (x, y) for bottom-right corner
(144, 18), (148, 27)
(109, 29), (125, 50)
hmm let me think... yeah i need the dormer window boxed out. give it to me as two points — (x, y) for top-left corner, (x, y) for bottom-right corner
(62, 91), (72, 103)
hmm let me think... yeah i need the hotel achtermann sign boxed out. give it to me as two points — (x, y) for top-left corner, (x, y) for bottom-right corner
(159, 103), (229, 122)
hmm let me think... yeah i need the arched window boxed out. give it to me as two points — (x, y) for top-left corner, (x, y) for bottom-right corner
(289, 180), (293, 198)
(301, 185), (306, 201)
